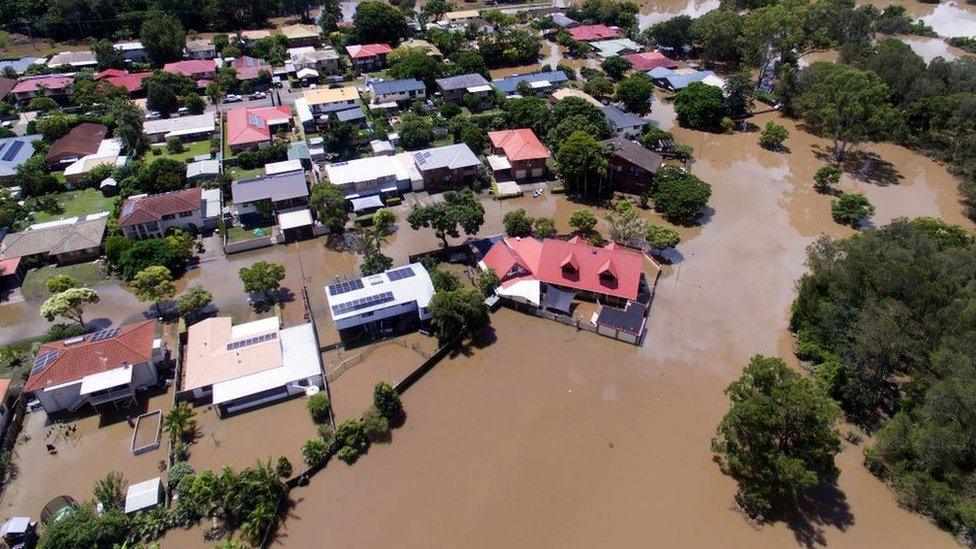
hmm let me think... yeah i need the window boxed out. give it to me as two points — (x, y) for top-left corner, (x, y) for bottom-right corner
(179, 211), (193, 217)
(162, 214), (175, 220)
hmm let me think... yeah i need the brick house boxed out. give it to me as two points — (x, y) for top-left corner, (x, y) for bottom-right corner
(487, 129), (550, 180)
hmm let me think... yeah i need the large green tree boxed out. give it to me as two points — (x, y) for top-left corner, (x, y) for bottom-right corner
(406, 189), (485, 247)
(354, 1), (409, 44)
(309, 182), (349, 232)
(238, 261), (286, 303)
(41, 287), (100, 327)
(131, 265), (177, 318)
(556, 131), (609, 200)
(652, 166), (712, 225)
(674, 82), (726, 130)
(428, 287), (490, 342)
(141, 12), (187, 65)
(614, 73), (655, 115)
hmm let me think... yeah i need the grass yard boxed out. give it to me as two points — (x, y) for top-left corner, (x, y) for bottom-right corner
(150, 140), (213, 163)
(225, 165), (264, 179)
(20, 261), (112, 300)
(225, 224), (274, 243)
(31, 188), (117, 223)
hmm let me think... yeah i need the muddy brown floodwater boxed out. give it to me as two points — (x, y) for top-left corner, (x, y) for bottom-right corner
(270, 104), (970, 548)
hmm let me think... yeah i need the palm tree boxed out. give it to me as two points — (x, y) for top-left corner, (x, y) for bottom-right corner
(163, 402), (197, 441)
(593, 145), (612, 202)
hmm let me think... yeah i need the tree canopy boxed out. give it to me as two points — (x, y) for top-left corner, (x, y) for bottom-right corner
(674, 82), (726, 130)
(354, 1), (409, 44)
(140, 12), (187, 65)
(406, 189), (485, 247)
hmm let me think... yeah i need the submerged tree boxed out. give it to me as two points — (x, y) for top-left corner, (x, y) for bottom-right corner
(407, 189), (485, 247)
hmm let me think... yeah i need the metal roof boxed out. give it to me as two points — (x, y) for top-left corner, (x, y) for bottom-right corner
(370, 78), (425, 96)
(435, 73), (490, 91)
(231, 171), (309, 204)
(411, 143), (480, 172)
(602, 105), (650, 131)
(493, 71), (569, 93)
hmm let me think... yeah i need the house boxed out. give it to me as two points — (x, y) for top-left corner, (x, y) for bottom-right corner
(601, 136), (663, 193)
(398, 39), (443, 59)
(230, 56), (271, 81)
(46, 51), (97, 69)
(551, 88), (603, 108)
(163, 59), (217, 83)
(289, 48), (340, 74)
(648, 67), (719, 91)
(568, 24), (621, 42)
(143, 113), (216, 143)
(602, 105), (651, 138)
(0, 134), (42, 181)
(62, 138), (126, 183)
(10, 75), (73, 103)
(118, 187), (220, 239)
(225, 105), (294, 152)
(181, 316), (324, 416)
(186, 159), (221, 183)
(280, 24), (321, 47)
(44, 123), (108, 167)
(324, 154), (423, 201)
(622, 51), (678, 72)
(0, 214), (108, 266)
(442, 9), (480, 25)
(304, 86), (360, 116)
(0, 57), (44, 75)
(480, 236), (652, 343)
(551, 12), (579, 29)
(186, 39), (217, 60)
(113, 41), (147, 63)
(411, 143), (481, 189)
(325, 263), (435, 340)
(346, 43), (392, 72)
(230, 171), (310, 224)
(590, 38), (643, 58)
(95, 69), (152, 95)
(487, 128), (550, 180)
(493, 70), (569, 95)
(24, 321), (165, 415)
(239, 30), (273, 45)
(369, 78), (425, 104)
(435, 73), (492, 104)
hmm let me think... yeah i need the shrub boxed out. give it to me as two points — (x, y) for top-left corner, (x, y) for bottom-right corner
(275, 456), (293, 478)
(333, 419), (369, 464)
(166, 137), (184, 154)
(373, 381), (404, 423)
(831, 192), (875, 227)
(301, 438), (329, 466)
(758, 121), (789, 150)
(167, 461), (194, 489)
(306, 392), (331, 424)
(361, 406), (391, 442)
(42, 323), (88, 342)
(652, 167), (712, 225)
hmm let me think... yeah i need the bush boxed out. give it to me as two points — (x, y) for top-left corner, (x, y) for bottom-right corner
(42, 323), (88, 342)
(373, 381), (404, 423)
(165, 137), (184, 154)
(167, 461), (194, 489)
(306, 392), (331, 424)
(831, 192), (874, 227)
(301, 438), (329, 466)
(275, 456), (293, 478)
(361, 406), (391, 442)
(652, 167), (712, 225)
(151, 147), (163, 156)
(333, 419), (368, 464)
(759, 121), (789, 150)
(385, 196), (402, 206)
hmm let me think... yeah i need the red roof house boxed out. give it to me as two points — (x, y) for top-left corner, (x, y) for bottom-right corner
(95, 69), (152, 94)
(346, 44), (392, 71)
(225, 105), (294, 151)
(11, 75), (73, 102)
(488, 128), (550, 180)
(568, 24), (621, 42)
(621, 51), (679, 71)
(230, 56), (271, 80)
(163, 59), (216, 80)
(118, 188), (205, 239)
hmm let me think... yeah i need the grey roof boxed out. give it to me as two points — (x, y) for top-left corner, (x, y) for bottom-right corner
(186, 40), (215, 52)
(370, 78), (425, 96)
(335, 106), (366, 122)
(0, 57), (43, 75)
(411, 143), (480, 172)
(231, 171), (309, 204)
(493, 71), (569, 93)
(186, 159), (220, 179)
(602, 105), (650, 131)
(288, 141), (310, 161)
(551, 13), (578, 28)
(47, 51), (97, 67)
(0, 215), (108, 259)
(601, 136), (662, 174)
(435, 73), (490, 92)
(596, 300), (646, 335)
(0, 134), (42, 177)
(143, 114), (216, 136)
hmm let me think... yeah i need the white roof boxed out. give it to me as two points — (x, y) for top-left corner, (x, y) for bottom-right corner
(63, 139), (124, 177)
(495, 180), (521, 197)
(143, 114), (215, 136)
(124, 477), (161, 514)
(496, 278), (541, 306)
(487, 154), (511, 171)
(211, 323), (322, 406)
(277, 208), (313, 229)
(265, 159), (304, 175)
(203, 187), (221, 219)
(294, 97), (313, 123)
(326, 263), (435, 323)
(529, 80), (550, 89)
(351, 194), (384, 211)
(466, 84), (492, 93)
(79, 365), (132, 395)
(0, 517), (32, 536)
(702, 74), (727, 90)
(325, 155), (418, 186)
(297, 68), (319, 79)
(370, 139), (394, 154)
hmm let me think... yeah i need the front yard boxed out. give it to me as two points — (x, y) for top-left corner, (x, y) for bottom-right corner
(225, 224), (275, 243)
(149, 139), (214, 163)
(31, 188), (117, 223)
(20, 261), (112, 300)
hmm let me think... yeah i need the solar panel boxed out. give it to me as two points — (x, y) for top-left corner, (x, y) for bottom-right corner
(121, 201), (136, 217)
(386, 267), (415, 281)
(1, 140), (24, 162)
(330, 291), (395, 316)
(226, 331), (277, 351)
(32, 350), (60, 374)
(248, 114), (266, 129)
(328, 278), (364, 296)
(89, 327), (120, 342)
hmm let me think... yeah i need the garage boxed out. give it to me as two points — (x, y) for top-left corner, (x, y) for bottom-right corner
(515, 169), (527, 179)
(531, 167), (545, 177)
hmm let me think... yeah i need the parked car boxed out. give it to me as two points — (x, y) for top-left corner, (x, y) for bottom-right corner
(146, 111), (162, 120)
(177, 107), (189, 116)
(224, 94), (243, 103)
(249, 91), (267, 100)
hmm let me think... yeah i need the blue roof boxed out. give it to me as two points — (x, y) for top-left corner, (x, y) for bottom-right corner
(370, 78), (424, 96)
(602, 105), (649, 131)
(649, 69), (715, 90)
(493, 71), (569, 93)
(335, 107), (366, 122)
(0, 57), (42, 75)
(647, 66), (674, 79)
(0, 134), (42, 177)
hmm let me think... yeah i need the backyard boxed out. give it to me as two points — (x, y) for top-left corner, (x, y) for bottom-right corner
(30, 188), (117, 223)
(149, 139), (214, 164)
(225, 223), (275, 243)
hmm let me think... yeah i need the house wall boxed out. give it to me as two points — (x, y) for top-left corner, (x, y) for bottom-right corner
(121, 207), (205, 240)
(374, 88), (426, 104)
(52, 246), (102, 266)
(334, 301), (420, 331)
(187, 48), (216, 60)
(420, 165), (480, 190)
(310, 99), (357, 115)
(217, 374), (323, 417)
(351, 53), (387, 72)
(37, 382), (82, 414)
(509, 158), (547, 180)
(607, 156), (653, 194)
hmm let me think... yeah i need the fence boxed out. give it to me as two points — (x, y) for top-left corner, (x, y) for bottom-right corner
(224, 235), (275, 254)
(503, 299), (644, 346)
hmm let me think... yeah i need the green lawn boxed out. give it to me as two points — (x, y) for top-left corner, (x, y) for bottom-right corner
(31, 188), (117, 223)
(226, 165), (264, 180)
(20, 261), (113, 300)
(226, 224), (274, 243)
(149, 140), (213, 163)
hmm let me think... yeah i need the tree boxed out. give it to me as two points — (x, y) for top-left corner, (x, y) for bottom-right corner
(146, 81), (179, 115)
(238, 261), (286, 303)
(674, 82), (726, 130)
(15, 156), (59, 197)
(361, 406), (391, 442)
(176, 286), (213, 322)
(46, 274), (77, 294)
(713, 355), (841, 518)
(131, 266), (177, 318)
(301, 437), (329, 466)
(319, 0), (342, 32)
(163, 402), (197, 441)
(407, 189), (485, 247)
(601, 55), (631, 80)
(614, 73), (655, 115)
(430, 268), (461, 293)
(38, 506), (129, 548)
(373, 381), (403, 422)
(306, 392), (331, 424)
(90, 38), (122, 69)
(422, 0), (453, 22)
(111, 99), (144, 154)
(502, 96), (550, 135)
(741, 2), (809, 85)
(398, 113), (435, 150)
(117, 237), (192, 280)
(323, 120), (359, 160)
(41, 287), (100, 327)
(605, 198), (649, 246)
(92, 471), (126, 511)
(185, 92), (205, 115)
(35, 114), (71, 142)
(141, 12), (186, 65)
(0, 188), (26, 231)
(27, 97), (58, 112)
(690, 9), (744, 65)
(503, 208), (533, 237)
(759, 121), (789, 150)
(283, 0), (316, 22)
(644, 15), (693, 50)
(724, 71), (754, 116)
(354, 1), (409, 44)
(831, 192), (874, 227)
(569, 209), (598, 234)
(813, 164), (842, 193)
(428, 288), (490, 342)
(387, 47), (445, 88)
(798, 64), (896, 160)
(476, 269), (501, 297)
(652, 166), (712, 225)
(533, 217), (556, 238)
(583, 76), (614, 99)
(334, 418), (369, 463)
(449, 50), (488, 78)
(646, 224), (681, 252)
(556, 131), (608, 199)
(309, 182), (349, 231)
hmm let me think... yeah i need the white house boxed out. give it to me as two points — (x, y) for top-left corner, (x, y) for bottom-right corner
(324, 154), (423, 200)
(118, 187), (220, 239)
(326, 263), (435, 340)
(368, 78), (426, 105)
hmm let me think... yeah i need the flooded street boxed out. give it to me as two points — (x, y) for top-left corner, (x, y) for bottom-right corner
(272, 104), (970, 548)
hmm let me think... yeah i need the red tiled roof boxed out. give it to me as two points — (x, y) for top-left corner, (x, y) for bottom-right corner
(11, 76), (73, 94)
(568, 24), (621, 41)
(44, 123), (108, 164)
(163, 59), (216, 77)
(488, 129), (550, 162)
(0, 256), (21, 277)
(230, 56), (271, 80)
(0, 378), (10, 399)
(0, 77), (14, 99)
(95, 70), (152, 93)
(225, 105), (293, 147)
(622, 51), (679, 71)
(118, 188), (202, 228)
(483, 236), (643, 300)
(25, 320), (157, 393)
(346, 43), (392, 59)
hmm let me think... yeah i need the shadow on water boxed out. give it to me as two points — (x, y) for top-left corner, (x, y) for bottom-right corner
(786, 482), (856, 548)
(812, 147), (904, 187)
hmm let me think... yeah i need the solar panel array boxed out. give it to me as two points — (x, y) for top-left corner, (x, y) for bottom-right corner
(248, 114), (266, 129)
(32, 350), (61, 374)
(414, 151), (432, 167)
(226, 331), (277, 351)
(331, 291), (394, 316)
(1, 140), (25, 162)
(387, 266), (415, 281)
(89, 327), (121, 342)
(328, 278), (364, 296)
